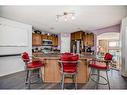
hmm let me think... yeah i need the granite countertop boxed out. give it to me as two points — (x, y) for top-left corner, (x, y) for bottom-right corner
(33, 53), (96, 60)
(33, 53), (61, 57)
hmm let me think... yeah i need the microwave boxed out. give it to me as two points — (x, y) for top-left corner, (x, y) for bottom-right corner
(42, 39), (52, 46)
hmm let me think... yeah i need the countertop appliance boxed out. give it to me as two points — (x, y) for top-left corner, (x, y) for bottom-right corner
(42, 39), (52, 46)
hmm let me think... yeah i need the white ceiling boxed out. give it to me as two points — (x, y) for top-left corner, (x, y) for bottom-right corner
(0, 6), (127, 34)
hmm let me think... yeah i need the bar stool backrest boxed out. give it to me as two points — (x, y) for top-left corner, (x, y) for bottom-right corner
(21, 52), (30, 63)
(59, 53), (79, 73)
(104, 53), (113, 60)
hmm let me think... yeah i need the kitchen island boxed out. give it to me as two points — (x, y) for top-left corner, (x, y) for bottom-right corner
(33, 53), (96, 83)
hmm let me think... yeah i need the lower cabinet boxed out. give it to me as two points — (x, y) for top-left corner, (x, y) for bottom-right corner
(43, 57), (88, 83)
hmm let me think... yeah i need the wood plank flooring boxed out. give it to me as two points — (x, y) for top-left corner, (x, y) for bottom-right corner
(0, 70), (127, 89)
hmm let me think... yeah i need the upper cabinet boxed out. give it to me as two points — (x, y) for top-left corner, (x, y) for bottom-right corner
(52, 35), (58, 46)
(32, 33), (42, 46)
(71, 31), (83, 40)
(47, 35), (53, 40)
(71, 31), (94, 47)
(71, 33), (75, 40)
(33, 33), (58, 46)
(83, 33), (94, 46)
(42, 34), (53, 40)
(42, 34), (48, 39)
(74, 31), (83, 40)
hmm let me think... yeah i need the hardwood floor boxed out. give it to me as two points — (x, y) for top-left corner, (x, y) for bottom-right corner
(0, 70), (127, 89)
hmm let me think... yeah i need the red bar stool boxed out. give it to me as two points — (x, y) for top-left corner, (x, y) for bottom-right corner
(21, 52), (45, 89)
(88, 53), (113, 89)
(58, 53), (79, 89)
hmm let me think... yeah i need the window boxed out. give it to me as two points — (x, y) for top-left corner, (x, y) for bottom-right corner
(108, 41), (119, 47)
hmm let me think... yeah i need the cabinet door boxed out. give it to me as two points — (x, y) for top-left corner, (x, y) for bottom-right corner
(83, 33), (86, 46)
(44, 59), (61, 82)
(41, 34), (43, 41)
(84, 33), (88, 46)
(71, 33), (75, 40)
(55, 36), (58, 46)
(32, 33), (42, 46)
(87, 34), (91, 46)
(53, 36), (58, 46)
(75, 31), (83, 40)
(84, 33), (94, 46)
(88, 33), (94, 46)
(75, 32), (79, 40)
(52, 36), (55, 46)
(90, 33), (94, 46)
(47, 35), (53, 40)
(42, 34), (48, 39)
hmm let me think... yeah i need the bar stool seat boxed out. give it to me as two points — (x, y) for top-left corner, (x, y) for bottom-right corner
(63, 68), (77, 73)
(89, 63), (108, 70)
(27, 61), (44, 68)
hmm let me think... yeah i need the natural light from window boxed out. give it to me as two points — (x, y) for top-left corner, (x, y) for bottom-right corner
(109, 41), (119, 47)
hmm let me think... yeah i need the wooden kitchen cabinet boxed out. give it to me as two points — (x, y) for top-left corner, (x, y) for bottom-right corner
(71, 31), (83, 40)
(42, 34), (53, 40)
(40, 56), (89, 83)
(32, 33), (42, 46)
(52, 36), (55, 46)
(47, 35), (53, 40)
(83, 33), (94, 46)
(55, 36), (58, 46)
(41, 34), (58, 46)
(52, 36), (58, 46)
(74, 31), (83, 40)
(42, 34), (48, 39)
(71, 31), (94, 46)
(71, 32), (75, 40)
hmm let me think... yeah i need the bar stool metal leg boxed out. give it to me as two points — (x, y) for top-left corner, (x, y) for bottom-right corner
(28, 70), (31, 89)
(72, 75), (75, 83)
(61, 74), (65, 89)
(96, 70), (100, 89)
(74, 75), (77, 89)
(60, 74), (62, 88)
(72, 75), (77, 89)
(106, 70), (110, 89)
(39, 68), (43, 89)
(25, 70), (29, 84)
(89, 68), (111, 89)
(37, 69), (40, 78)
(88, 68), (93, 81)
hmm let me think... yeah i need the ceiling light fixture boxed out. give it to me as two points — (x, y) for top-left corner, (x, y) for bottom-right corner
(56, 11), (75, 22)
(47, 33), (50, 36)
